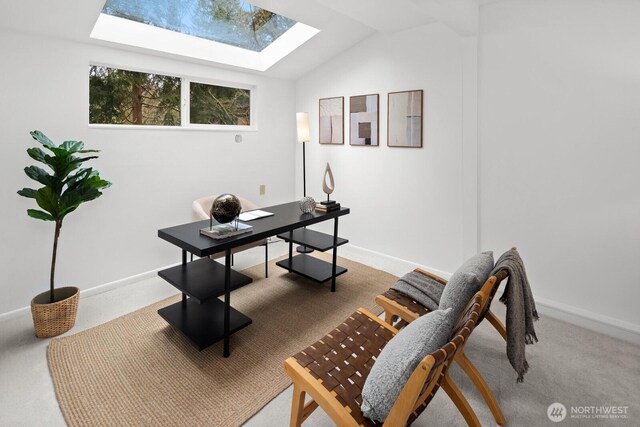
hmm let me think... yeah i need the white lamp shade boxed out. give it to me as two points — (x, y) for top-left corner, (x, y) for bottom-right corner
(296, 112), (310, 143)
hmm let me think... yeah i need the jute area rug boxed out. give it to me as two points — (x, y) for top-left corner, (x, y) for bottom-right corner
(48, 254), (397, 427)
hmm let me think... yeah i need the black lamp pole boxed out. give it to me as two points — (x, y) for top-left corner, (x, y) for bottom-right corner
(297, 137), (313, 253)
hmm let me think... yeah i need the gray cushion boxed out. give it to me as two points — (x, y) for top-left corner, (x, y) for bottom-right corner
(361, 308), (453, 422)
(439, 251), (494, 322)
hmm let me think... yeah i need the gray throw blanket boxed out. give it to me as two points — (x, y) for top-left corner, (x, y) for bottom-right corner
(491, 248), (539, 382)
(391, 271), (445, 311)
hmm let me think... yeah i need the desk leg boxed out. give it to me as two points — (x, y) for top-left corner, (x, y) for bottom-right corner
(223, 249), (231, 358)
(288, 230), (294, 268)
(181, 250), (187, 304)
(331, 217), (339, 292)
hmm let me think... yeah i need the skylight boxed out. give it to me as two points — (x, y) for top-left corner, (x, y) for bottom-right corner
(91, 0), (319, 71)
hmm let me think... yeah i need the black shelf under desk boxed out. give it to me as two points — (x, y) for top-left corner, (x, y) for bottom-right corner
(276, 254), (347, 283)
(158, 258), (253, 303)
(277, 228), (348, 252)
(157, 202), (350, 356)
(158, 298), (252, 351)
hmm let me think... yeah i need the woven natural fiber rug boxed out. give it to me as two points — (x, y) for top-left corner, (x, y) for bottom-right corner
(48, 254), (397, 427)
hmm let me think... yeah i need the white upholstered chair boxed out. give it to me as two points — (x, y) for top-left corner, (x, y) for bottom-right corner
(192, 195), (269, 277)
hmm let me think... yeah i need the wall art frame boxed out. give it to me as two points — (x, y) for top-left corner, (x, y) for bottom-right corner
(387, 89), (423, 148)
(319, 96), (344, 144)
(349, 93), (379, 147)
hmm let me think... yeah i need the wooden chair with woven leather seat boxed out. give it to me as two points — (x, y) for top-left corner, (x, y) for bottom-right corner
(192, 194), (270, 277)
(283, 279), (496, 427)
(375, 266), (509, 426)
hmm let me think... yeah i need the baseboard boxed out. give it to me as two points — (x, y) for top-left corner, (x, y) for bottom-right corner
(494, 283), (640, 345)
(4, 244), (638, 346)
(538, 297), (640, 345)
(339, 243), (452, 280)
(344, 243), (640, 345)
(0, 264), (178, 322)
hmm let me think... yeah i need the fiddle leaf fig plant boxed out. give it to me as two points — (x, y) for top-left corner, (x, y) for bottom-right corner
(18, 131), (111, 303)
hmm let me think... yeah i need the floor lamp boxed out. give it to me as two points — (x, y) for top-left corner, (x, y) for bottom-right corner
(296, 112), (313, 254)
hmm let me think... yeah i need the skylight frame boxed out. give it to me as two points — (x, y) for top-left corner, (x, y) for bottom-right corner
(90, 12), (319, 72)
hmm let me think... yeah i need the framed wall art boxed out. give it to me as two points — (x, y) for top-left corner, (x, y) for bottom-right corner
(349, 94), (379, 146)
(319, 96), (344, 144)
(387, 90), (423, 148)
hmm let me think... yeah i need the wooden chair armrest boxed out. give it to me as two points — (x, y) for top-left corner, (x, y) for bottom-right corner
(414, 267), (448, 285)
(284, 357), (360, 427)
(383, 355), (437, 426)
(375, 295), (420, 325)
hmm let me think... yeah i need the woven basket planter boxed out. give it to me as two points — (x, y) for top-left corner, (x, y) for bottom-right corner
(31, 286), (79, 338)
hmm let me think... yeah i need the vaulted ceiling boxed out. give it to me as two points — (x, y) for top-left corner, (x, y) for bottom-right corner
(0, 0), (484, 79)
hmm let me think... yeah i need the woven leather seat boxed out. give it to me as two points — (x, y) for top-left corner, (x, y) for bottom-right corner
(284, 282), (492, 427)
(376, 266), (510, 426)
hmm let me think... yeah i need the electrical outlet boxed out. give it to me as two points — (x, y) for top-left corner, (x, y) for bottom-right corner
(259, 184), (266, 195)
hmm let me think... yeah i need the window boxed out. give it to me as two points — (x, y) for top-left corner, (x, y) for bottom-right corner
(190, 82), (250, 126)
(91, 0), (319, 71)
(89, 65), (255, 129)
(89, 65), (181, 126)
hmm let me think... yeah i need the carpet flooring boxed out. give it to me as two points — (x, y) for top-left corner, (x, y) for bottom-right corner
(47, 254), (397, 427)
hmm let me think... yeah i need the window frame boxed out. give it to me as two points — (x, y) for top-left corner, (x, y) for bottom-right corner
(88, 62), (257, 131)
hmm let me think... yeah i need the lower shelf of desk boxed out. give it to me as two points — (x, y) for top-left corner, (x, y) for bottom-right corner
(276, 254), (347, 283)
(158, 298), (252, 351)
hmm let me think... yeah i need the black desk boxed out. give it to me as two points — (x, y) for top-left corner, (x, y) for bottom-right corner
(157, 201), (350, 356)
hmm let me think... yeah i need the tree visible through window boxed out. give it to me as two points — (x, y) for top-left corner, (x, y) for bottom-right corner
(190, 82), (250, 126)
(89, 65), (181, 125)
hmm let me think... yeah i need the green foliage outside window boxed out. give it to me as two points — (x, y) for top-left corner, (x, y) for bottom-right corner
(190, 82), (250, 126)
(89, 65), (181, 126)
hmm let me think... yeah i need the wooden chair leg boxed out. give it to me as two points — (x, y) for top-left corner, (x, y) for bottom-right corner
(384, 312), (396, 325)
(486, 309), (507, 341)
(290, 384), (306, 427)
(456, 350), (506, 426)
(442, 374), (481, 427)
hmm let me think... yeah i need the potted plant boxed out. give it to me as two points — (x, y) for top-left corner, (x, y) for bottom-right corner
(18, 131), (111, 338)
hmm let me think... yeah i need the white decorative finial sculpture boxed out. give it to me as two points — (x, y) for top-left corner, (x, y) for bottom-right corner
(322, 163), (335, 204)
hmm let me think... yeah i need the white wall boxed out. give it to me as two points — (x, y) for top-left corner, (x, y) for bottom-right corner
(479, 0), (640, 332)
(295, 23), (468, 274)
(0, 30), (296, 315)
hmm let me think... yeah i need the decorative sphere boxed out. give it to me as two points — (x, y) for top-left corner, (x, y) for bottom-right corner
(299, 196), (316, 213)
(211, 194), (242, 224)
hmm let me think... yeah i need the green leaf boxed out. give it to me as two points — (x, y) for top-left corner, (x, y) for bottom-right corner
(75, 186), (102, 203)
(76, 156), (99, 163)
(59, 191), (82, 217)
(60, 140), (85, 153)
(78, 149), (100, 153)
(24, 166), (53, 187)
(27, 147), (47, 163)
(17, 188), (37, 198)
(30, 130), (56, 149)
(58, 205), (79, 218)
(84, 174), (112, 190)
(64, 168), (92, 189)
(27, 209), (55, 221)
(35, 187), (60, 218)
